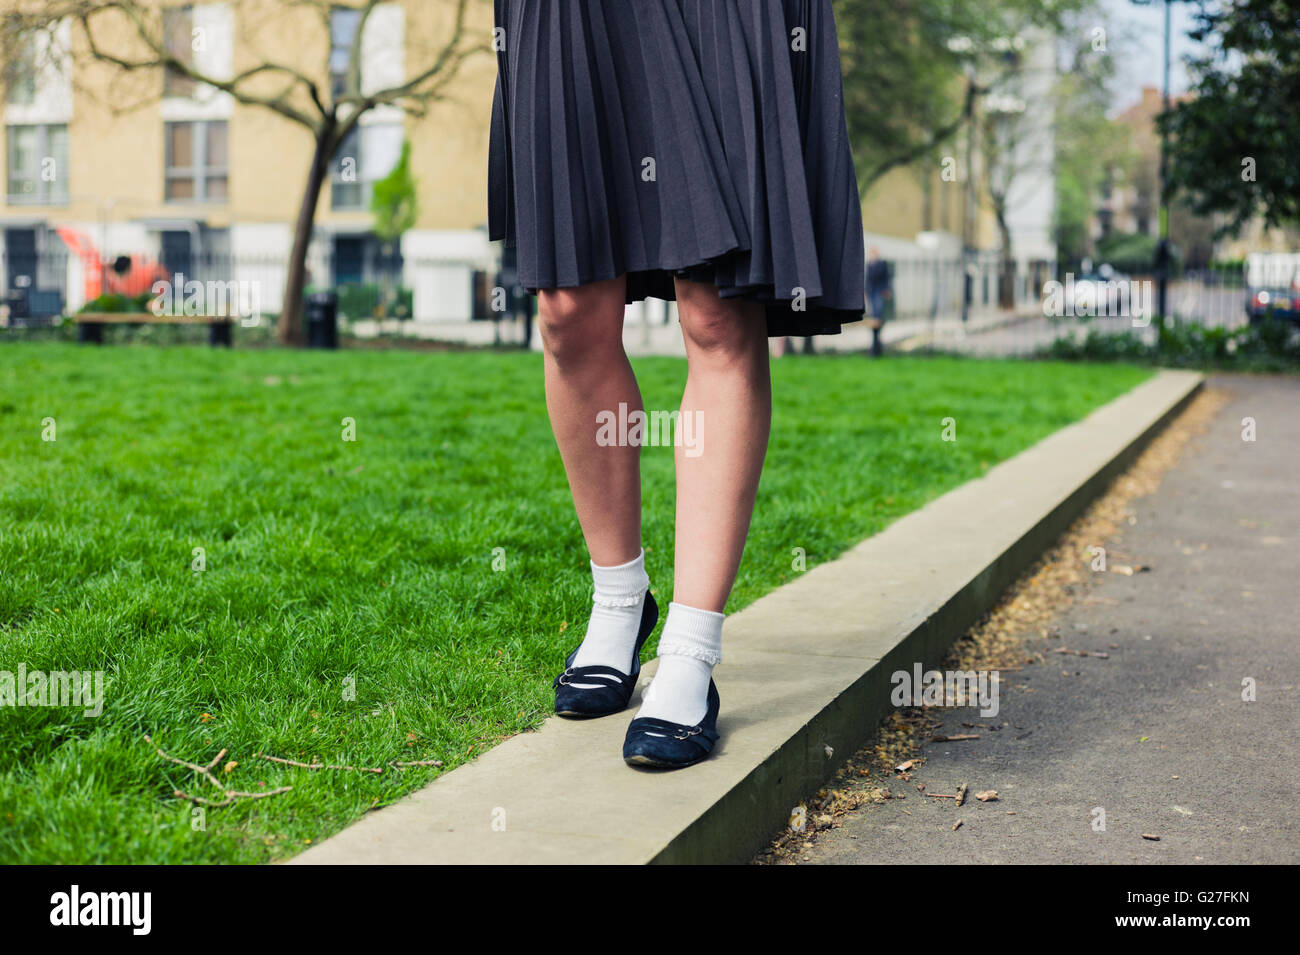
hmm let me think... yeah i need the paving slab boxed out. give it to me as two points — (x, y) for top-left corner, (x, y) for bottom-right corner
(292, 369), (1203, 865)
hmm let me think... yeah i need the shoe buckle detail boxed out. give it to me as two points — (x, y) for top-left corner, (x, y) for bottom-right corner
(557, 668), (575, 686)
(674, 725), (703, 740)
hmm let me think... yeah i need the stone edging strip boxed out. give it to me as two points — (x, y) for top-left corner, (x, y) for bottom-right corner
(291, 369), (1204, 865)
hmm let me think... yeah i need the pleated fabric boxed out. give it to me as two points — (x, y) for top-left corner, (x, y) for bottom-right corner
(488, 0), (865, 336)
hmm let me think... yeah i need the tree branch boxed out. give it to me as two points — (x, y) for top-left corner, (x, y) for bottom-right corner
(67, 0), (321, 128)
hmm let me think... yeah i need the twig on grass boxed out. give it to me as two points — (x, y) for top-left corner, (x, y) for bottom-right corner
(256, 754), (384, 774)
(145, 735), (293, 808)
(146, 735), (445, 809)
(255, 753), (445, 773)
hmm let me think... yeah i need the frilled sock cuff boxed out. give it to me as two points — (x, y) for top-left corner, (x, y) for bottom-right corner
(656, 601), (724, 666)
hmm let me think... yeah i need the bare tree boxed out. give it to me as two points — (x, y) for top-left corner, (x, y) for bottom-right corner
(5, 0), (483, 343)
(972, 37), (1060, 308)
(980, 81), (1035, 307)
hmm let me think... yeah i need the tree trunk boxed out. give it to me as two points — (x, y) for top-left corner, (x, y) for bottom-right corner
(278, 123), (336, 346)
(995, 205), (1016, 310)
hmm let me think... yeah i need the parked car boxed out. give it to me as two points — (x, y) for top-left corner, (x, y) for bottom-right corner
(1064, 263), (1130, 317)
(1245, 253), (1300, 324)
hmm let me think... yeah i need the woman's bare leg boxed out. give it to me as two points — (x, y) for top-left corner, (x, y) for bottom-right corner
(539, 275), (654, 685)
(671, 279), (772, 612)
(634, 279), (770, 727)
(538, 275), (641, 567)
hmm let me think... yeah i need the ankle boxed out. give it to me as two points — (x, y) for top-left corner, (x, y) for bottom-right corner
(654, 602), (723, 665)
(635, 602), (723, 725)
(570, 549), (651, 675)
(590, 548), (650, 607)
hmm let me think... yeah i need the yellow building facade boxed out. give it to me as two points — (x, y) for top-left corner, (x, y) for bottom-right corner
(2, 0), (1005, 322)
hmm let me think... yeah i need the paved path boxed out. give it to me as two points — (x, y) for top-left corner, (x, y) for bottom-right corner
(801, 373), (1300, 864)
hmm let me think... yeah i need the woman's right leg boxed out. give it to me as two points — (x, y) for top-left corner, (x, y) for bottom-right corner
(539, 275), (650, 682)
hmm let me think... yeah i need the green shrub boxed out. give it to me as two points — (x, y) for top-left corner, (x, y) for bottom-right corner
(1041, 315), (1300, 371)
(1094, 232), (1182, 277)
(336, 283), (414, 322)
(77, 292), (154, 314)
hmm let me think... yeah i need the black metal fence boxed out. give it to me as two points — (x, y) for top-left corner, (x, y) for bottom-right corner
(2, 246), (1288, 361)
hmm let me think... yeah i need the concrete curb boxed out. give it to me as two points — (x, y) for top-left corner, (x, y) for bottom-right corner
(291, 369), (1204, 865)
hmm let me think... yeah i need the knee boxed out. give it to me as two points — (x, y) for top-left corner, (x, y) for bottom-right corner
(538, 286), (622, 367)
(680, 293), (765, 363)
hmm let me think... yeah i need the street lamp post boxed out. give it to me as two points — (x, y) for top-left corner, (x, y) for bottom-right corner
(1137, 0), (1174, 325)
(962, 73), (977, 326)
(1156, 0), (1172, 325)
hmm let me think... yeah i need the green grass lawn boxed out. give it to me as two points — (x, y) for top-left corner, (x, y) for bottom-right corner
(0, 343), (1150, 863)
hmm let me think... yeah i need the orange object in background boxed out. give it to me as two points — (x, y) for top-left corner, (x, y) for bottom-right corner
(53, 227), (170, 300)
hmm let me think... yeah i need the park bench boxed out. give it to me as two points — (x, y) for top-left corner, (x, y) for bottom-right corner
(73, 312), (236, 346)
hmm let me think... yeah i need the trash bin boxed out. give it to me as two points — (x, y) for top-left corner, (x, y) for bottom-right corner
(208, 320), (233, 347)
(305, 291), (338, 349)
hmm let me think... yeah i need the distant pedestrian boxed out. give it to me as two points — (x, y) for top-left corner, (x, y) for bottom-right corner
(865, 246), (892, 357)
(495, 245), (532, 348)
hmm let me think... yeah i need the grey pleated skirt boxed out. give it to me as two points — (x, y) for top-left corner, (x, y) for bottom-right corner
(488, 0), (865, 336)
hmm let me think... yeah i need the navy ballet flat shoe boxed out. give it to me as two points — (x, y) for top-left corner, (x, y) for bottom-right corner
(553, 592), (658, 719)
(622, 678), (720, 770)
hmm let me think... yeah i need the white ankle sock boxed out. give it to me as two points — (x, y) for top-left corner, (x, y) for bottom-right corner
(569, 549), (651, 687)
(636, 602), (723, 727)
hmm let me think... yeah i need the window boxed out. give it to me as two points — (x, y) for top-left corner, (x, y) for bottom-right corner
(3, 28), (39, 106)
(329, 7), (362, 100)
(163, 5), (197, 98)
(3, 19), (72, 119)
(164, 120), (228, 201)
(6, 124), (69, 204)
(330, 122), (401, 210)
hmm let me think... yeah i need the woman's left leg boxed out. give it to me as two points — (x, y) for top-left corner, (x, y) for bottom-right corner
(634, 278), (772, 727)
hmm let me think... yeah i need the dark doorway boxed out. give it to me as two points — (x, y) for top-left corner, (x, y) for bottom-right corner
(3, 227), (66, 321)
(4, 227), (37, 293)
(160, 230), (193, 286)
(333, 235), (366, 287)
